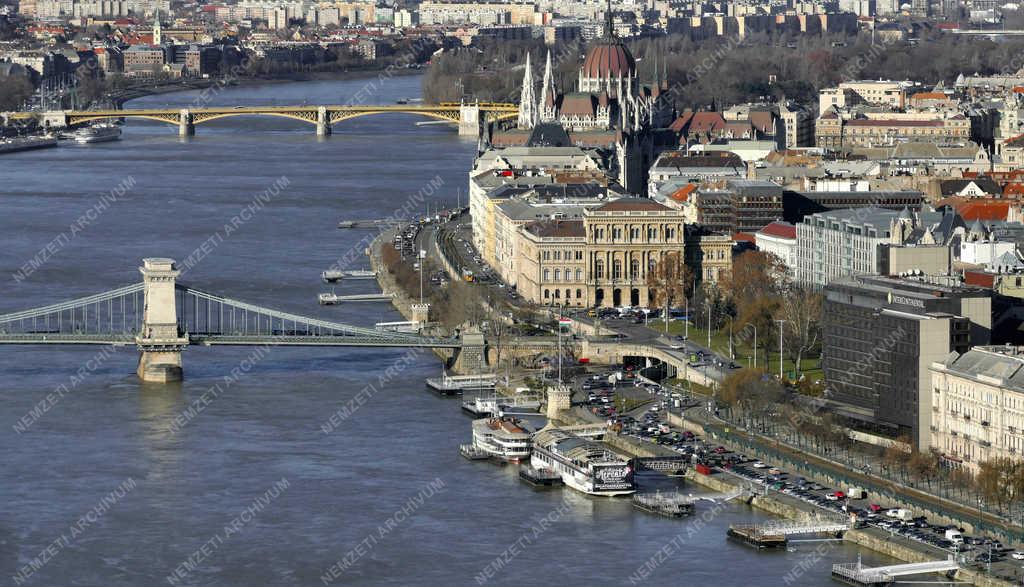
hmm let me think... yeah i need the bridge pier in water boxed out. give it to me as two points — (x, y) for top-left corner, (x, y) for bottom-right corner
(137, 258), (189, 383)
(178, 109), (195, 137)
(316, 106), (332, 137)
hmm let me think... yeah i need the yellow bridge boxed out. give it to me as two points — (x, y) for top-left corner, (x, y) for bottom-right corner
(17, 101), (518, 136)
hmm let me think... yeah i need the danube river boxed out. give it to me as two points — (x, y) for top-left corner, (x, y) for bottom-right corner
(0, 74), (895, 586)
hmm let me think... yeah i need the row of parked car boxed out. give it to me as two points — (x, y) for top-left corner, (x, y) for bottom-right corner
(726, 459), (1021, 563)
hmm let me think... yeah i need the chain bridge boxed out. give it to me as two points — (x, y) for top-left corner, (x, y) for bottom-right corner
(0, 258), (462, 382)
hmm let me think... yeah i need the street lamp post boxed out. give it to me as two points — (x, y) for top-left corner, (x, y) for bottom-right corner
(685, 295), (690, 339)
(775, 319), (787, 380)
(753, 325), (757, 369)
(707, 305), (711, 348)
(728, 317), (734, 360)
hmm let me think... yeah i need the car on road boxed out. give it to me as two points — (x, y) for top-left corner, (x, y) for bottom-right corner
(751, 462), (768, 469)
(1012, 552), (1024, 560)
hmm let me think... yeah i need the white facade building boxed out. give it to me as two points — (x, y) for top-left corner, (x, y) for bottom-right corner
(931, 347), (1024, 474)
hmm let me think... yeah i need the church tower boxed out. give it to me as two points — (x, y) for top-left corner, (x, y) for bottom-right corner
(517, 52), (537, 129)
(153, 9), (162, 46)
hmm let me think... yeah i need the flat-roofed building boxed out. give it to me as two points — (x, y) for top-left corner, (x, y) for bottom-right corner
(823, 275), (991, 448)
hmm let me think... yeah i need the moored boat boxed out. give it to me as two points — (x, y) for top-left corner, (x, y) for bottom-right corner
(471, 416), (533, 462)
(73, 123), (121, 144)
(530, 428), (635, 496)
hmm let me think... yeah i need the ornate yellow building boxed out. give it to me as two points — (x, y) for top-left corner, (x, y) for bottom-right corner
(583, 199), (688, 308)
(511, 199), (732, 308)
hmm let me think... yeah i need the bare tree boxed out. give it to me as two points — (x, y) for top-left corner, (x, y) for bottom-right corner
(777, 285), (822, 378)
(646, 251), (693, 309)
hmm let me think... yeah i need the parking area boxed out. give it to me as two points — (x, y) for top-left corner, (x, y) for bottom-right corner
(724, 457), (1023, 574)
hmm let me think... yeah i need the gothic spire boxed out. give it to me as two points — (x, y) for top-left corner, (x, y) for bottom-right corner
(539, 50), (556, 122)
(517, 52), (537, 129)
(603, 0), (614, 40)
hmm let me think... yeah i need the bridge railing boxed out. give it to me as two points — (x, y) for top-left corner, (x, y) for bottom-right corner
(0, 283), (144, 336)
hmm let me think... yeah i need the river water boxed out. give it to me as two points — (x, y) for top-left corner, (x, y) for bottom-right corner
(0, 74), (896, 586)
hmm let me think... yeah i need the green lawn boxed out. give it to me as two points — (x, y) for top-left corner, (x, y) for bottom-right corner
(650, 319), (823, 383)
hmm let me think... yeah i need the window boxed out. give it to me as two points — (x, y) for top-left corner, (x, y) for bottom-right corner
(575, 251), (583, 261)
(613, 260), (622, 280)
(576, 288), (582, 298)
(554, 251), (561, 260)
(544, 289), (550, 299)
(630, 259), (640, 280)
(554, 289), (561, 299)
(595, 260), (604, 279)
(543, 269), (550, 281)
(576, 269), (583, 281)
(554, 269), (560, 281)
(612, 228), (623, 240)
(542, 251), (550, 261)
(565, 289), (571, 300)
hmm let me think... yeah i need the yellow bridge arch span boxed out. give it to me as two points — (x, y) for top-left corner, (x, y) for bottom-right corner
(52, 103), (519, 134)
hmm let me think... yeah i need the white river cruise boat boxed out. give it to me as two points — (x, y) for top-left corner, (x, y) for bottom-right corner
(530, 428), (635, 496)
(73, 123), (122, 144)
(471, 416), (533, 462)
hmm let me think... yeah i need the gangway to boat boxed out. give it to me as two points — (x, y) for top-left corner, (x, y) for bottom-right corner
(754, 516), (850, 537)
(555, 423), (609, 438)
(321, 269), (376, 282)
(688, 487), (747, 503)
(632, 455), (690, 472)
(317, 290), (393, 305)
(831, 557), (959, 585)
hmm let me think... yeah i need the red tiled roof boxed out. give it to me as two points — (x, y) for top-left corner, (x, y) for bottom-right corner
(963, 270), (995, 288)
(1004, 182), (1024, 196)
(733, 232), (756, 244)
(958, 201), (1011, 221)
(909, 91), (948, 101)
(669, 184), (697, 203)
(756, 221), (796, 240)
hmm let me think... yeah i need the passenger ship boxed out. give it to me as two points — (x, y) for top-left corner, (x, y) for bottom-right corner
(471, 417), (533, 462)
(73, 124), (122, 144)
(530, 428), (635, 496)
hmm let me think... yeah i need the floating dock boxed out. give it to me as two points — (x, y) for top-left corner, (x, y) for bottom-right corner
(318, 292), (393, 305)
(519, 466), (562, 487)
(337, 219), (392, 229)
(461, 394), (542, 417)
(728, 517), (849, 550)
(321, 269), (376, 282)
(631, 492), (695, 518)
(0, 135), (58, 154)
(726, 525), (788, 549)
(459, 444), (492, 461)
(426, 373), (498, 395)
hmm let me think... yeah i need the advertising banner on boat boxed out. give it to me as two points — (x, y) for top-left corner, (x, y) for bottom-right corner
(592, 463), (633, 491)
